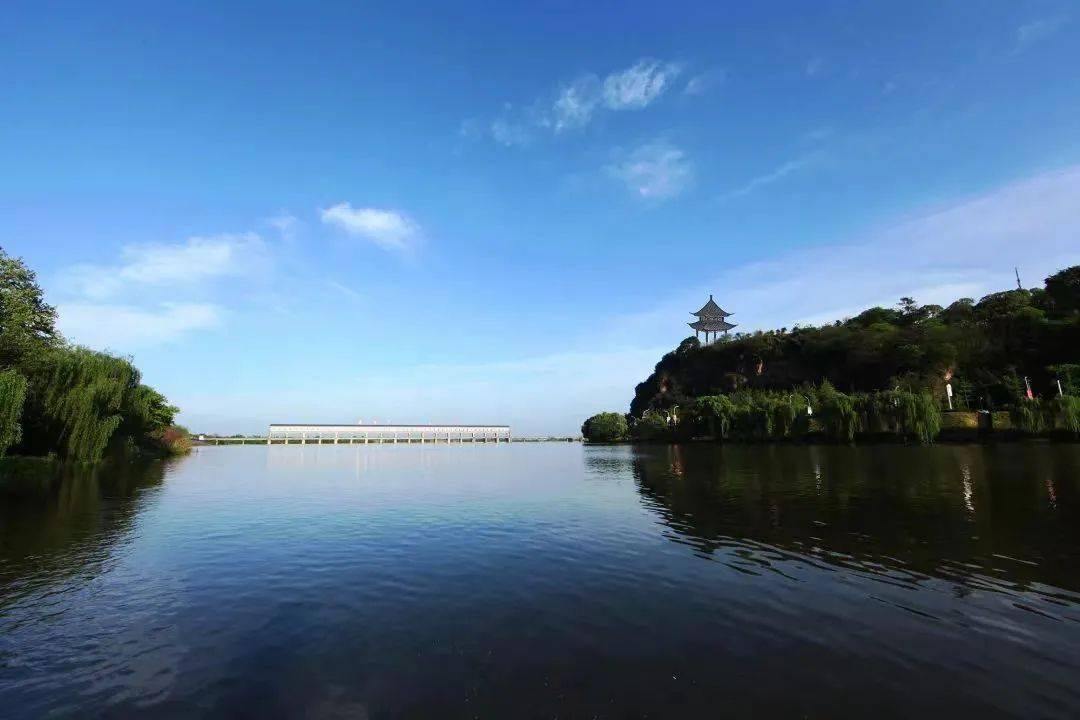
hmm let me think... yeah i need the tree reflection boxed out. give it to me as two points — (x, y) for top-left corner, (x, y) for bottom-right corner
(0, 458), (168, 601)
(620, 443), (1080, 594)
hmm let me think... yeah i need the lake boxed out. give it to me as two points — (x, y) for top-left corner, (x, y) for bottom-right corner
(2, 443), (1079, 718)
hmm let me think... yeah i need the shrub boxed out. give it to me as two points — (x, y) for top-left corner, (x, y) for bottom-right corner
(153, 425), (193, 455)
(1050, 395), (1080, 434)
(1010, 399), (1046, 434)
(632, 411), (674, 441)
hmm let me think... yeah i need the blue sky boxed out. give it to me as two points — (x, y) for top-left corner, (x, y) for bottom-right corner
(3, 1), (1079, 435)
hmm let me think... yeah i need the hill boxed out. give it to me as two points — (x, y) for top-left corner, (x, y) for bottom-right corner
(630, 265), (1079, 418)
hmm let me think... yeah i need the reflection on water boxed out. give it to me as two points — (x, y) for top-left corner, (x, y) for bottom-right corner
(0, 459), (166, 596)
(1, 443), (1079, 719)
(628, 444), (1080, 600)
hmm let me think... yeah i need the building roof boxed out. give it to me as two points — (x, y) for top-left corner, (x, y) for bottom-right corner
(689, 319), (736, 332)
(692, 295), (731, 319)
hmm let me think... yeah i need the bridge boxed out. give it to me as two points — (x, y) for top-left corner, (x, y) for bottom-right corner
(263, 424), (511, 445)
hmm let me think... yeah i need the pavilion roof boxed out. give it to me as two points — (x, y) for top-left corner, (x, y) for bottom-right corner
(692, 295), (731, 318)
(689, 319), (736, 332)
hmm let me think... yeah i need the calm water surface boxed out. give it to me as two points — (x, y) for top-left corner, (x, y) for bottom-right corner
(1, 443), (1079, 718)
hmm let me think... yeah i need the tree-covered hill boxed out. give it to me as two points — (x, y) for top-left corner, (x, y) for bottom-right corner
(631, 266), (1080, 418)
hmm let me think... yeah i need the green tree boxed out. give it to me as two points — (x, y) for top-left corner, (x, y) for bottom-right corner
(581, 412), (628, 442)
(0, 248), (60, 366)
(0, 368), (27, 455)
(1045, 266), (1080, 316)
(631, 411), (672, 441)
(693, 395), (736, 439)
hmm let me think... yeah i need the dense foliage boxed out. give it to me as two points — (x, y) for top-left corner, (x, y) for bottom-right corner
(630, 384), (942, 444)
(630, 266), (1080, 421)
(584, 265), (1080, 444)
(0, 247), (187, 461)
(581, 412), (629, 442)
(0, 369), (27, 455)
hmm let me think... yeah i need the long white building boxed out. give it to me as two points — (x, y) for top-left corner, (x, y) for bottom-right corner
(266, 424), (511, 444)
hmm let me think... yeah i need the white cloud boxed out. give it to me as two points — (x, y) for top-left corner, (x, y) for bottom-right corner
(320, 203), (421, 253)
(617, 164), (1080, 342)
(607, 141), (692, 200)
(684, 69), (725, 96)
(549, 75), (602, 132)
(602, 59), (682, 109)
(486, 58), (681, 142)
(722, 152), (824, 200)
(61, 233), (263, 300)
(56, 302), (221, 352)
(1014, 16), (1068, 54)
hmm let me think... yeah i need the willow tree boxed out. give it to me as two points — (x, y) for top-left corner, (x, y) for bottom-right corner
(0, 368), (27, 455)
(35, 348), (137, 461)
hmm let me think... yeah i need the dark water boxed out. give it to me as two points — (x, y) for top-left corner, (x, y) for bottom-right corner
(2, 444), (1079, 719)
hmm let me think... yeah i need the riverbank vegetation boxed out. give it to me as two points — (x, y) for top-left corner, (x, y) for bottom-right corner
(584, 265), (1080, 444)
(0, 248), (189, 461)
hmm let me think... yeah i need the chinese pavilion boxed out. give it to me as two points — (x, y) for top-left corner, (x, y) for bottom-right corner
(689, 295), (736, 344)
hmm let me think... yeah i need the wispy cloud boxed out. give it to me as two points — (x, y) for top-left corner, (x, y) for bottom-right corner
(722, 152), (824, 200)
(184, 345), (669, 436)
(1013, 16), (1069, 54)
(483, 58), (682, 143)
(622, 164), (1080, 342)
(601, 59), (683, 110)
(320, 203), (421, 254)
(607, 140), (693, 200)
(548, 76), (603, 132)
(60, 233), (263, 300)
(805, 56), (824, 77)
(490, 116), (531, 147)
(326, 279), (363, 301)
(684, 69), (726, 96)
(266, 213), (300, 241)
(57, 302), (221, 351)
